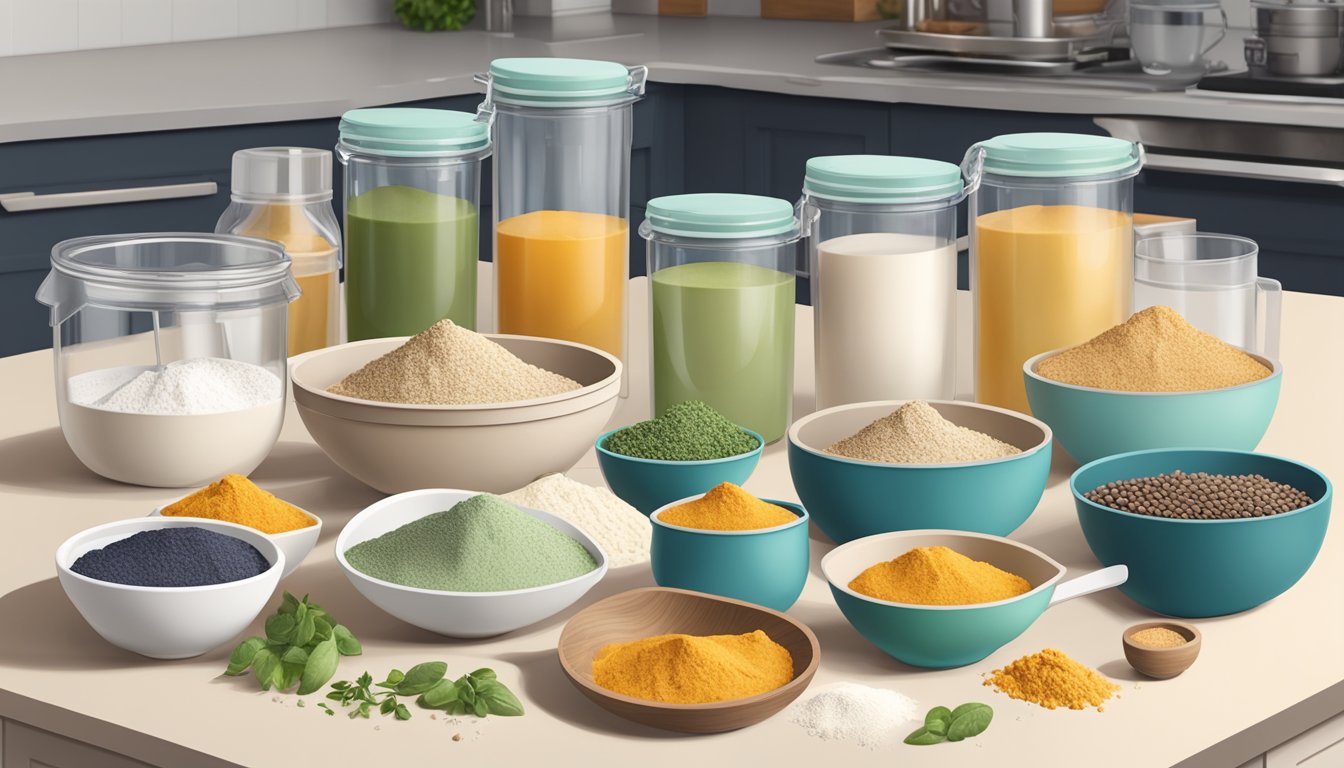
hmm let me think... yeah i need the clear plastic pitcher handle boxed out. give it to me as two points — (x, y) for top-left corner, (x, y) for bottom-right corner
(960, 144), (986, 190)
(474, 74), (496, 124)
(627, 65), (649, 97)
(1256, 276), (1282, 359)
(1203, 7), (1229, 58)
(793, 197), (820, 278)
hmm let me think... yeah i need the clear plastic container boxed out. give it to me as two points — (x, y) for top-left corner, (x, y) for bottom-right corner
(964, 132), (1144, 413)
(337, 108), (490, 340)
(34, 234), (299, 487)
(1135, 232), (1282, 357)
(799, 155), (966, 410)
(216, 147), (341, 356)
(1129, 0), (1227, 76)
(641, 193), (802, 443)
(478, 58), (646, 379)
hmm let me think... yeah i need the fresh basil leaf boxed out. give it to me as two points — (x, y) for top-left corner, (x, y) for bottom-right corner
(385, 669), (405, 686)
(395, 703), (411, 721)
(326, 690), (346, 701)
(265, 613), (297, 645)
(457, 679), (476, 706)
(280, 661), (304, 691)
(947, 704), (993, 742)
(449, 700), (467, 716)
(333, 624), (362, 656)
(280, 645), (309, 666)
(294, 612), (316, 648)
(280, 592), (299, 616)
(475, 680), (524, 717)
(380, 698), (396, 715)
(469, 668), (497, 681)
(473, 699), (488, 718)
(418, 679), (459, 709)
(395, 661), (447, 695)
(253, 649), (279, 691)
(950, 702), (991, 721)
(312, 616), (333, 643)
(904, 727), (947, 746)
(293, 601), (308, 625)
(925, 705), (952, 733)
(297, 638), (339, 695)
(225, 637), (265, 676)
(358, 701), (371, 719)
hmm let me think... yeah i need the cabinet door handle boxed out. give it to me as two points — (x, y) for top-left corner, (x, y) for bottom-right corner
(0, 181), (218, 212)
(1144, 153), (1344, 187)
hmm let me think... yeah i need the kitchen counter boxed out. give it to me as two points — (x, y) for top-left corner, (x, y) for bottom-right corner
(0, 14), (1340, 145)
(0, 267), (1341, 767)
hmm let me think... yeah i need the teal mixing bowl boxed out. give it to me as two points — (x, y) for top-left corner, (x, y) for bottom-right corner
(821, 530), (1127, 668)
(596, 427), (764, 515)
(1072, 448), (1332, 618)
(650, 497), (809, 612)
(1024, 349), (1281, 465)
(787, 401), (1052, 544)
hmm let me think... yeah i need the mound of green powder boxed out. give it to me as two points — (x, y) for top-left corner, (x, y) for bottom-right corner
(603, 400), (760, 461)
(343, 494), (598, 592)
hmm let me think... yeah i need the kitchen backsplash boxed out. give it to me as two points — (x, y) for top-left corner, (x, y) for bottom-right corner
(0, 0), (394, 57)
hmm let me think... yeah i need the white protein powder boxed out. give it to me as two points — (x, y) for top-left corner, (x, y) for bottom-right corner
(813, 232), (956, 410)
(69, 358), (284, 415)
(503, 474), (651, 568)
(789, 682), (920, 748)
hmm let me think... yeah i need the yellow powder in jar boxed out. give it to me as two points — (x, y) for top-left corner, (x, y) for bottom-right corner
(1036, 305), (1271, 392)
(1129, 627), (1188, 649)
(848, 546), (1032, 606)
(237, 203), (340, 356)
(657, 483), (797, 531)
(592, 630), (794, 704)
(984, 648), (1119, 711)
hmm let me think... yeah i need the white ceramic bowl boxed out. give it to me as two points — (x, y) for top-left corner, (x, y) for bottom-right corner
(291, 335), (622, 495)
(150, 502), (320, 579)
(336, 489), (608, 639)
(55, 517), (284, 659)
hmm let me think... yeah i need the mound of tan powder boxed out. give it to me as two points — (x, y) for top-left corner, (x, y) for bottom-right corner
(328, 320), (581, 405)
(825, 400), (1021, 464)
(1036, 306), (1271, 392)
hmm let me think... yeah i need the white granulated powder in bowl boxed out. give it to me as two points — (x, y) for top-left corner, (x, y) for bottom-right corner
(70, 358), (283, 415)
(503, 474), (651, 568)
(788, 682), (920, 748)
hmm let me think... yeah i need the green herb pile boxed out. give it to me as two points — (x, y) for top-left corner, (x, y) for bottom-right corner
(224, 593), (362, 695)
(603, 400), (759, 461)
(394, 0), (476, 31)
(320, 663), (524, 720)
(905, 702), (993, 746)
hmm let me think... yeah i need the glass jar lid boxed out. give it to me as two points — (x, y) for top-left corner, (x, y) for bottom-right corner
(644, 193), (799, 239)
(36, 233), (299, 326)
(976, 132), (1143, 179)
(804, 155), (964, 204)
(338, 108), (489, 157)
(231, 147), (332, 203)
(485, 58), (641, 108)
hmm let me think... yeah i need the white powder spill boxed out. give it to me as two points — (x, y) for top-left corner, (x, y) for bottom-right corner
(70, 358), (283, 415)
(789, 682), (920, 748)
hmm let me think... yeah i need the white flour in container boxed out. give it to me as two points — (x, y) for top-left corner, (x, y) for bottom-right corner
(503, 474), (651, 567)
(789, 682), (920, 748)
(69, 358), (283, 415)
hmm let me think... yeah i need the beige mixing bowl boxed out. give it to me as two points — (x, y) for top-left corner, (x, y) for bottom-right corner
(290, 335), (622, 494)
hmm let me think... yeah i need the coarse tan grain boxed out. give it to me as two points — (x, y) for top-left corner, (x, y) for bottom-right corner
(825, 400), (1021, 465)
(327, 319), (581, 405)
(1130, 627), (1187, 649)
(1036, 305), (1271, 392)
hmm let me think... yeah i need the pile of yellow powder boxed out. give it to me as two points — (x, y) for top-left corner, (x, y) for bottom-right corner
(984, 648), (1119, 711)
(849, 546), (1032, 606)
(1036, 305), (1271, 392)
(658, 483), (797, 531)
(592, 630), (794, 704)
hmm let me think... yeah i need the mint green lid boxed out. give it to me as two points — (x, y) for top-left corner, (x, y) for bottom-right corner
(804, 155), (963, 204)
(644, 193), (798, 239)
(338, 108), (489, 157)
(487, 58), (637, 107)
(977, 132), (1141, 178)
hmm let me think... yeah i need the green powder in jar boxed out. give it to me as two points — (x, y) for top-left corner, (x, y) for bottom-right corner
(603, 400), (760, 461)
(343, 494), (598, 591)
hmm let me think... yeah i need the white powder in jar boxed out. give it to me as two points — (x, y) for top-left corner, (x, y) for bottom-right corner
(503, 474), (651, 568)
(788, 682), (920, 748)
(69, 358), (283, 415)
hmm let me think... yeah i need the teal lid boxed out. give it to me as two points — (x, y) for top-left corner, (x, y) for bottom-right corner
(977, 133), (1142, 178)
(804, 155), (963, 204)
(644, 193), (798, 239)
(338, 108), (489, 157)
(487, 58), (637, 107)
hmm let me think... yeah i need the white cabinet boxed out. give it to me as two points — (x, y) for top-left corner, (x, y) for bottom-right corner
(1267, 712), (1344, 768)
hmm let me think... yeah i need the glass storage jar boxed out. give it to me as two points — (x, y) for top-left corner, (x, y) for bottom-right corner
(35, 234), (299, 487)
(337, 108), (490, 340)
(642, 193), (802, 444)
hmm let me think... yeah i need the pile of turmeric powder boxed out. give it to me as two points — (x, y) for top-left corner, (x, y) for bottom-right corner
(658, 483), (797, 531)
(592, 630), (794, 704)
(161, 474), (314, 535)
(848, 546), (1032, 606)
(984, 648), (1119, 711)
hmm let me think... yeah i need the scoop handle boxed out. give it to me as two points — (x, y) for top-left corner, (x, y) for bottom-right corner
(1049, 565), (1129, 607)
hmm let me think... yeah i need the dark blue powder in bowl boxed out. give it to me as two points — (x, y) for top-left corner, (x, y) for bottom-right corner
(70, 527), (272, 587)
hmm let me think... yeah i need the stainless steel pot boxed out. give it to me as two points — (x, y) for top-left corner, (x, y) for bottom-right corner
(1246, 1), (1343, 76)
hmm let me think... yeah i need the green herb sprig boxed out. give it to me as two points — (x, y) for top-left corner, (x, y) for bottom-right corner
(224, 593), (362, 695)
(905, 702), (993, 746)
(325, 663), (524, 721)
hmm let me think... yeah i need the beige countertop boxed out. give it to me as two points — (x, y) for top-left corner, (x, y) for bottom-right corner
(0, 15), (1340, 145)
(0, 271), (1341, 768)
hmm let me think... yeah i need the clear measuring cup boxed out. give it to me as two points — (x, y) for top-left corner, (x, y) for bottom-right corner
(1129, 0), (1228, 75)
(1134, 233), (1282, 358)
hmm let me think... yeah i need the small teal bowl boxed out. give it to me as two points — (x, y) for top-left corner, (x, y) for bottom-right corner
(1024, 348), (1282, 465)
(821, 530), (1126, 668)
(596, 427), (764, 515)
(1072, 448), (1332, 618)
(650, 496), (809, 612)
(787, 401), (1052, 544)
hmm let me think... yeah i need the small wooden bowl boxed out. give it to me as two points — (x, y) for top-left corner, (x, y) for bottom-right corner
(557, 587), (820, 733)
(1123, 621), (1202, 679)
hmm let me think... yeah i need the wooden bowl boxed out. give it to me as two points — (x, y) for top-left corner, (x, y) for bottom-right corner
(557, 587), (820, 733)
(1122, 621), (1202, 679)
